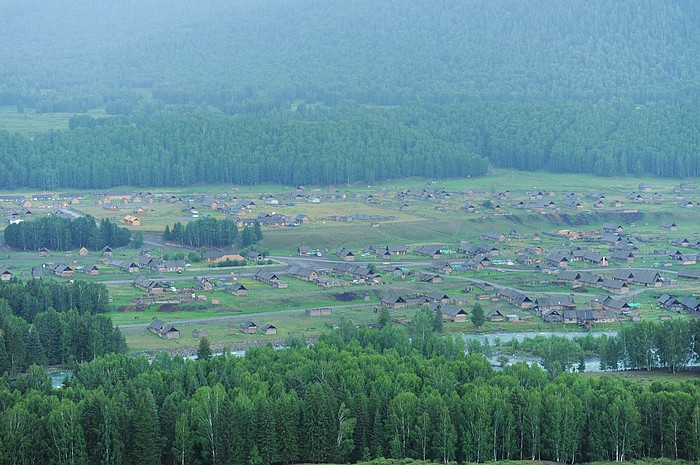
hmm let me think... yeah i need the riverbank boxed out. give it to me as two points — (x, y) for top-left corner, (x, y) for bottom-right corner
(130, 337), (319, 359)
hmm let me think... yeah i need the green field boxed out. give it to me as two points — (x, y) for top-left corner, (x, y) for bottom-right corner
(0, 106), (110, 137)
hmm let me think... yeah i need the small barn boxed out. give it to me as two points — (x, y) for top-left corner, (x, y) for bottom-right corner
(440, 305), (468, 322)
(148, 319), (180, 339)
(240, 321), (258, 334)
(261, 324), (278, 335)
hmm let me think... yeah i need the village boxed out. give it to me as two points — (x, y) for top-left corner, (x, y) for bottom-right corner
(1, 172), (700, 351)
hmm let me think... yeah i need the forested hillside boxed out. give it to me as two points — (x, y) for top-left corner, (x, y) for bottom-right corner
(0, 1), (698, 186)
(3, 326), (700, 464)
(1, 1), (698, 107)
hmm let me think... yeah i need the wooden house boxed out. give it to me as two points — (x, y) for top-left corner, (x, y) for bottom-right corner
(83, 265), (100, 275)
(202, 250), (244, 263)
(336, 247), (355, 261)
(134, 277), (166, 294)
(660, 222), (678, 231)
(481, 230), (506, 243)
(287, 265), (319, 281)
(497, 288), (533, 309)
(123, 215), (141, 226)
(148, 319), (180, 339)
(254, 269), (288, 288)
(486, 308), (505, 322)
(261, 324), (278, 335)
(429, 260), (453, 274)
(195, 277), (214, 291)
(306, 308), (332, 317)
(413, 245), (443, 259)
(439, 305), (468, 322)
(418, 273), (442, 283)
(428, 292), (451, 305)
(227, 283), (248, 297)
(51, 264), (74, 277)
(240, 321), (258, 334)
(536, 296), (575, 314)
(602, 279), (629, 294)
(381, 295), (407, 309)
(630, 270), (663, 287)
(246, 251), (264, 262)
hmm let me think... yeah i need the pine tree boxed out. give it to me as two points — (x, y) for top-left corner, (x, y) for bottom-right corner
(241, 227), (255, 248)
(25, 327), (48, 367)
(197, 337), (212, 361)
(35, 309), (63, 365)
(128, 395), (161, 465)
(378, 307), (391, 329)
(433, 307), (444, 333)
(254, 220), (263, 241)
(471, 302), (485, 328)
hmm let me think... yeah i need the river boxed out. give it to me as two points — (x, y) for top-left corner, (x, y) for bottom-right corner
(462, 330), (619, 372)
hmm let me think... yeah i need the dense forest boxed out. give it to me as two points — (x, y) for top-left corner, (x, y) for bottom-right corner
(0, 279), (125, 373)
(0, 1), (698, 187)
(3, 322), (700, 464)
(1, 1), (697, 108)
(4, 216), (131, 251)
(0, 99), (698, 188)
(162, 218), (239, 248)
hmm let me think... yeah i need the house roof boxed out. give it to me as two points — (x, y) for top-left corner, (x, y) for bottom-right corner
(440, 305), (467, 317)
(381, 295), (406, 304)
(497, 288), (532, 305)
(428, 291), (450, 301)
(536, 296), (575, 308)
(578, 273), (603, 285)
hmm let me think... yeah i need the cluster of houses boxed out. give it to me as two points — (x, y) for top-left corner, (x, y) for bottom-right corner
(380, 292), (469, 322)
(658, 294), (700, 315)
(286, 262), (382, 288)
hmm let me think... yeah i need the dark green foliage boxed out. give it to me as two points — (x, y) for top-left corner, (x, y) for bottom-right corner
(4, 215), (130, 251)
(470, 302), (485, 328)
(1, 323), (698, 464)
(25, 328), (47, 367)
(165, 219), (238, 248)
(254, 221), (263, 242)
(130, 231), (144, 249)
(197, 337), (212, 361)
(0, 280), (125, 371)
(241, 227), (256, 248)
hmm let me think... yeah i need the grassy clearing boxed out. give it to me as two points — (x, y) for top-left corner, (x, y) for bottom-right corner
(0, 106), (108, 137)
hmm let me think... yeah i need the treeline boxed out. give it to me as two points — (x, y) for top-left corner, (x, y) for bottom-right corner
(0, 279), (125, 373)
(4, 215), (131, 251)
(1, 1), (697, 111)
(1, 97), (699, 189)
(163, 218), (239, 248)
(3, 322), (700, 464)
(0, 110), (488, 188)
(408, 100), (700, 178)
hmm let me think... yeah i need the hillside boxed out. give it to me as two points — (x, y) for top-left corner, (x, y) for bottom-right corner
(0, 1), (698, 187)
